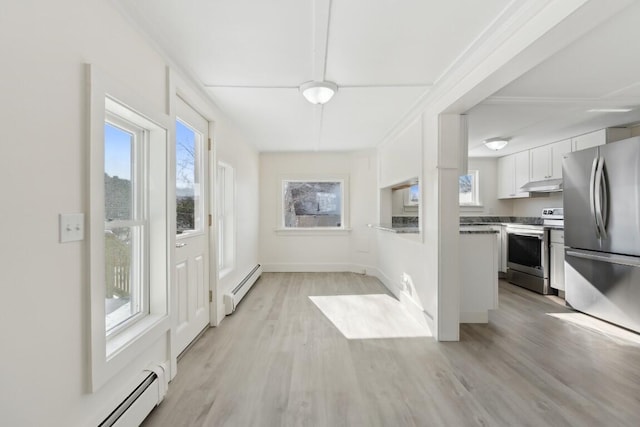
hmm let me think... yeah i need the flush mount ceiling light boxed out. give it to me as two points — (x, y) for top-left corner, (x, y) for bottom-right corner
(483, 137), (509, 151)
(300, 81), (338, 105)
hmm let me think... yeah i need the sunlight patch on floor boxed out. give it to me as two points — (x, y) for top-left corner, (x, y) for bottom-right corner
(546, 312), (640, 347)
(309, 294), (432, 339)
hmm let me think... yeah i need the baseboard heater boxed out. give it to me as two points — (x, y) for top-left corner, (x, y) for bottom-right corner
(99, 364), (168, 427)
(224, 264), (262, 315)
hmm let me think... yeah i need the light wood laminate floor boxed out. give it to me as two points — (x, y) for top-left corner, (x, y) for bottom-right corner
(142, 273), (640, 427)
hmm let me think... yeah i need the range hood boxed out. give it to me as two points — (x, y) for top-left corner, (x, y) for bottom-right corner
(519, 178), (563, 193)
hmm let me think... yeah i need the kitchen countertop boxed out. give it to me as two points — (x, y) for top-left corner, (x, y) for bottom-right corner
(369, 224), (500, 234)
(460, 216), (563, 230)
(368, 224), (419, 234)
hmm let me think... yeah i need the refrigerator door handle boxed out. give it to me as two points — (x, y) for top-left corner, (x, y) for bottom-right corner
(589, 156), (600, 239)
(600, 156), (609, 237)
(566, 249), (640, 268)
(595, 156), (608, 239)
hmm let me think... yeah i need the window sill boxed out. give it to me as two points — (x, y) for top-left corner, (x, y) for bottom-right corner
(106, 313), (169, 360)
(274, 227), (352, 236)
(460, 204), (484, 211)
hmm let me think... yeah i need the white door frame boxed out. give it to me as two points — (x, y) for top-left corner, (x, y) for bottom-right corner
(168, 69), (220, 378)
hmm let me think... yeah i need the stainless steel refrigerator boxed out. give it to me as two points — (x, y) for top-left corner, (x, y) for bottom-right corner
(563, 136), (640, 333)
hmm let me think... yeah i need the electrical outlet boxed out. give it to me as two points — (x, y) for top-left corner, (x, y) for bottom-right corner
(60, 213), (85, 243)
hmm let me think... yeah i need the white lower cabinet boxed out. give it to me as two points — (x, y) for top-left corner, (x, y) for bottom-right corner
(460, 232), (499, 323)
(550, 230), (565, 291)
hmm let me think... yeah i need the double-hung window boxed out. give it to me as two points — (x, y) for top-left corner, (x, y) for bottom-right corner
(104, 113), (149, 335)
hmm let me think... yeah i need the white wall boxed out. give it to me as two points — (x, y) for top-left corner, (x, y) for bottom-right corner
(0, 1), (258, 425)
(259, 151), (377, 272)
(512, 192), (563, 217)
(379, 118), (421, 188)
(462, 157), (513, 217)
(215, 122), (260, 324)
(374, 114), (435, 332)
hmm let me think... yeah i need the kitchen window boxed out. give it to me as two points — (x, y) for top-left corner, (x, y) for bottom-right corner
(279, 177), (349, 230)
(459, 170), (480, 206)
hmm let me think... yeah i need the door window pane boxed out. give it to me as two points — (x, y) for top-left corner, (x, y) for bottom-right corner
(176, 119), (202, 234)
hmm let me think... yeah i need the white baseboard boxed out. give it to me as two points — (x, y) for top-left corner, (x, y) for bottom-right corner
(262, 263), (368, 273)
(368, 267), (433, 334)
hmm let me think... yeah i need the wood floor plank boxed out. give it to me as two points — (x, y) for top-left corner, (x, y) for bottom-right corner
(142, 274), (640, 427)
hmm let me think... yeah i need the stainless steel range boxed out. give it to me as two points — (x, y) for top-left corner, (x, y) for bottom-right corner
(506, 208), (564, 294)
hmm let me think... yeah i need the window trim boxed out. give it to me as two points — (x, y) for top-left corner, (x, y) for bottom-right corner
(217, 161), (236, 277)
(88, 65), (170, 392)
(277, 174), (350, 231)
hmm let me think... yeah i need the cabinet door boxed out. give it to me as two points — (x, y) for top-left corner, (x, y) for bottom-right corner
(572, 129), (606, 151)
(530, 145), (551, 181)
(550, 243), (565, 291)
(497, 155), (515, 199)
(550, 139), (572, 179)
(514, 151), (530, 198)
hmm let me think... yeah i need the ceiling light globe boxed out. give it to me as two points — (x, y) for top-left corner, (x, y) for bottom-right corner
(483, 138), (509, 151)
(300, 81), (338, 105)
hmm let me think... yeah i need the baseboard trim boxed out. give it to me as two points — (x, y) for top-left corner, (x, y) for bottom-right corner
(262, 263), (367, 273)
(369, 267), (433, 334)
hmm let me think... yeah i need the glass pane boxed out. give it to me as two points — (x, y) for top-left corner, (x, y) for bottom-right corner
(105, 226), (142, 332)
(283, 181), (342, 228)
(459, 173), (475, 204)
(104, 123), (133, 221)
(176, 120), (201, 234)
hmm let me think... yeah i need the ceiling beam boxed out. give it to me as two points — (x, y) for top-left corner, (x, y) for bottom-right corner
(313, 0), (332, 82)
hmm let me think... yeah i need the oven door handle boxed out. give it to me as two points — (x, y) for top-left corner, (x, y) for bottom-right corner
(508, 232), (543, 240)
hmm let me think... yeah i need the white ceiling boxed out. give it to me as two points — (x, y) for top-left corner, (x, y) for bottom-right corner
(116, 0), (510, 151)
(467, 1), (640, 157)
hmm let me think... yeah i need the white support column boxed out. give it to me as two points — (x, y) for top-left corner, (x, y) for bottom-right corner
(423, 113), (463, 341)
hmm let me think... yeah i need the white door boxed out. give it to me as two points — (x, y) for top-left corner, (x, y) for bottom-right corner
(175, 98), (210, 354)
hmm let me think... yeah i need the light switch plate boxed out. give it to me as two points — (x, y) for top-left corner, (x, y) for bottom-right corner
(60, 213), (85, 243)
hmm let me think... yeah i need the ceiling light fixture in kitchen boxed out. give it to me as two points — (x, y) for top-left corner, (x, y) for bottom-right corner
(483, 137), (509, 151)
(300, 81), (338, 105)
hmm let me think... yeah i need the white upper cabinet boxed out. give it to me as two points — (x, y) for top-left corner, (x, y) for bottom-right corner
(498, 151), (530, 199)
(571, 128), (631, 152)
(529, 144), (551, 181)
(497, 155), (514, 199)
(530, 138), (571, 181)
(550, 139), (572, 179)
